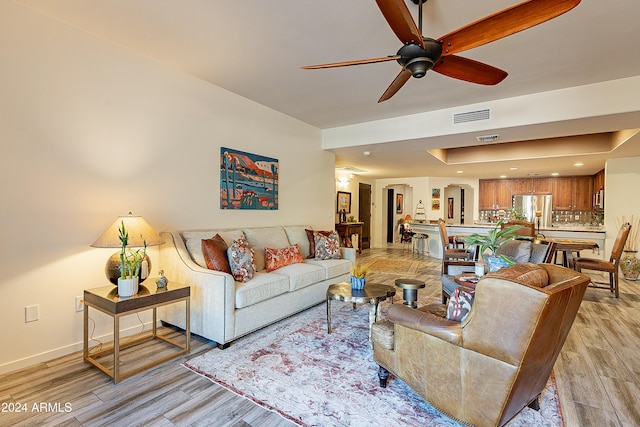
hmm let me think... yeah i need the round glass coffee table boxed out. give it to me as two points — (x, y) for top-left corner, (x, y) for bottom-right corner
(326, 282), (396, 347)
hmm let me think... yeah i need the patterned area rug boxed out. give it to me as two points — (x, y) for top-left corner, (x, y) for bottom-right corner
(366, 259), (420, 275)
(183, 299), (562, 427)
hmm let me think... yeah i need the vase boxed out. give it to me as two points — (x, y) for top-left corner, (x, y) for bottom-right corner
(620, 251), (640, 281)
(350, 276), (366, 290)
(117, 277), (139, 297)
(486, 256), (510, 272)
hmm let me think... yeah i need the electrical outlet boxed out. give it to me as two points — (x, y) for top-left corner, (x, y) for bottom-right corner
(25, 305), (39, 322)
(75, 296), (84, 312)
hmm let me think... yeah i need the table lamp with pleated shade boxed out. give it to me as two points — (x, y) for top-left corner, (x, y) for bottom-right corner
(91, 212), (164, 285)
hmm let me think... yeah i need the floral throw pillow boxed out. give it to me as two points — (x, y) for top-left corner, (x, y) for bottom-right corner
(265, 244), (304, 272)
(446, 288), (475, 322)
(227, 236), (256, 282)
(313, 231), (341, 260)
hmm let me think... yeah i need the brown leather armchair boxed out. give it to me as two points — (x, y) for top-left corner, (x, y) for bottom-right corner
(373, 263), (589, 427)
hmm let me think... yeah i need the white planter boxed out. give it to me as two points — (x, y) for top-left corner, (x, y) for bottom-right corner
(117, 277), (139, 297)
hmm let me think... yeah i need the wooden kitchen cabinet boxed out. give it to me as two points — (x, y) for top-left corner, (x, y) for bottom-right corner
(511, 178), (552, 195)
(479, 179), (512, 209)
(552, 176), (593, 210)
(593, 169), (605, 191)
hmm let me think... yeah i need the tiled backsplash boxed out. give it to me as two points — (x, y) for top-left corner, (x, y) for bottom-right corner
(479, 210), (603, 226)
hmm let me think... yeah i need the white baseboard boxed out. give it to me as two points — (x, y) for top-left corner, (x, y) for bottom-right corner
(0, 321), (156, 375)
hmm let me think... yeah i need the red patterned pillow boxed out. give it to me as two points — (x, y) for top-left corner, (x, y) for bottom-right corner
(265, 244), (304, 272)
(446, 288), (475, 322)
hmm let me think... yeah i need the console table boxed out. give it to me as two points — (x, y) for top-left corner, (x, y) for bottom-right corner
(335, 222), (363, 254)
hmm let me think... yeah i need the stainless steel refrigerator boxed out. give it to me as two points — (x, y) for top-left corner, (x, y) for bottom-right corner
(512, 194), (553, 228)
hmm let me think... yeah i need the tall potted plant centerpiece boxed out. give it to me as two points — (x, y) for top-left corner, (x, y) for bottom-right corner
(117, 221), (147, 297)
(464, 219), (522, 272)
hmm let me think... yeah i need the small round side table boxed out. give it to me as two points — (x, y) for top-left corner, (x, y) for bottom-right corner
(395, 278), (425, 308)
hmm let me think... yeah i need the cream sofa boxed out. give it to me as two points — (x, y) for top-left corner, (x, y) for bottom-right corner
(158, 226), (355, 348)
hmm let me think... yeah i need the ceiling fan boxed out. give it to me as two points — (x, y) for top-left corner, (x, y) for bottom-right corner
(302, 0), (581, 102)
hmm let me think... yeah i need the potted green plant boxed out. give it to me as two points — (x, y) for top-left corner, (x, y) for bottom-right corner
(464, 219), (522, 272)
(117, 221), (147, 297)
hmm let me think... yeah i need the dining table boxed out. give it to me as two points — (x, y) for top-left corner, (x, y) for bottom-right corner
(549, 238), (600, 269)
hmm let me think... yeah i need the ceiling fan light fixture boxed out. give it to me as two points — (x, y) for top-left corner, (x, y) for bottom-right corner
(404, 58), (433, 78)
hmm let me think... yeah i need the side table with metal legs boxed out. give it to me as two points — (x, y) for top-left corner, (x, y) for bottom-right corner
(394, 278), (425, 308)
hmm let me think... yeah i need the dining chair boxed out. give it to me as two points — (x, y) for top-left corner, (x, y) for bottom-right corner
(438, 218), (468, 274)
(574, 222), (631, 298)
(500, 220), (535, 237)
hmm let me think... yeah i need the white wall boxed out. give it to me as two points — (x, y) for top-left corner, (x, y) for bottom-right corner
(371, 177), (479, 248)
(0, 3), (334, 372)
(604, 156), (640, 255)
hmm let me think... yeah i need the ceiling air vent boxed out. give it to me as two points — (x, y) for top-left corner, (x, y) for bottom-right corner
(476, 134), (499, 143)
(453, 108), (491, 124)
(335, 165), (367, 174)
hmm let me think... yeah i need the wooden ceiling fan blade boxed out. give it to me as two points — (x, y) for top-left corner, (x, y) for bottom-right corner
(438, 0), (581, 56)
(378, 69), (412, 103)
(375, 0), (425, 48)
(301, 55), (400, 70)
(433, 55), (508, 85)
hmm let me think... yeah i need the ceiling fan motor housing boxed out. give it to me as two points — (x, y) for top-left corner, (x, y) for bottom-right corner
(397, 38), (442, 78)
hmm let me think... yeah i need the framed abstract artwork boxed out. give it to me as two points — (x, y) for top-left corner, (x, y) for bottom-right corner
(220, 147), (278, 210)
(396, 193), (403, 214)
(337, 191), (351, 213)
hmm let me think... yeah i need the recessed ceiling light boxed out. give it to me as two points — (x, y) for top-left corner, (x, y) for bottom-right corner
(456, 170), (464, 174)
(499, 175), (507, 179)
(510, 167), (518, 171)
(363, 151), (371, 156)
(551, 172), (559, 176)
(574, 162), (584, 167)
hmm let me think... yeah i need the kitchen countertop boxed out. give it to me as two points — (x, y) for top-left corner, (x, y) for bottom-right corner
(408, 222), (605, 233)
(407, 222), (607, 260)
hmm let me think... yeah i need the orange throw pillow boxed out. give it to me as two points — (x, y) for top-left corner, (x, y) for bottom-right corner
(201, 234), (232, 273)
(265, 244), (304, 272)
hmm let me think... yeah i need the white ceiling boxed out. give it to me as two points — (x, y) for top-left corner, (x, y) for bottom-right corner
(19, 0), (640, 179)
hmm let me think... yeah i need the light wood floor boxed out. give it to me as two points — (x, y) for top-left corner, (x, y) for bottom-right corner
(1, 247), (639, 426)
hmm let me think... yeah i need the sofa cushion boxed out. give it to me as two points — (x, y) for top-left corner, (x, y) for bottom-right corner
(306, 258), (352, 279)
(485, 262), (549, 288)
(273, 262), (326, 291)
(446, 288), (475, 322)
(235, 271), (290, 308)
(243, 227), (291, 272)
(265, 244), (304, 272)
(227, 237), (256, 283)
(313, 230), (341, 260)
(182, 229), (244, 268)
(283, 226), (312, 259)
(496, 240), (532, 263)
(201, 234), (231, 273)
